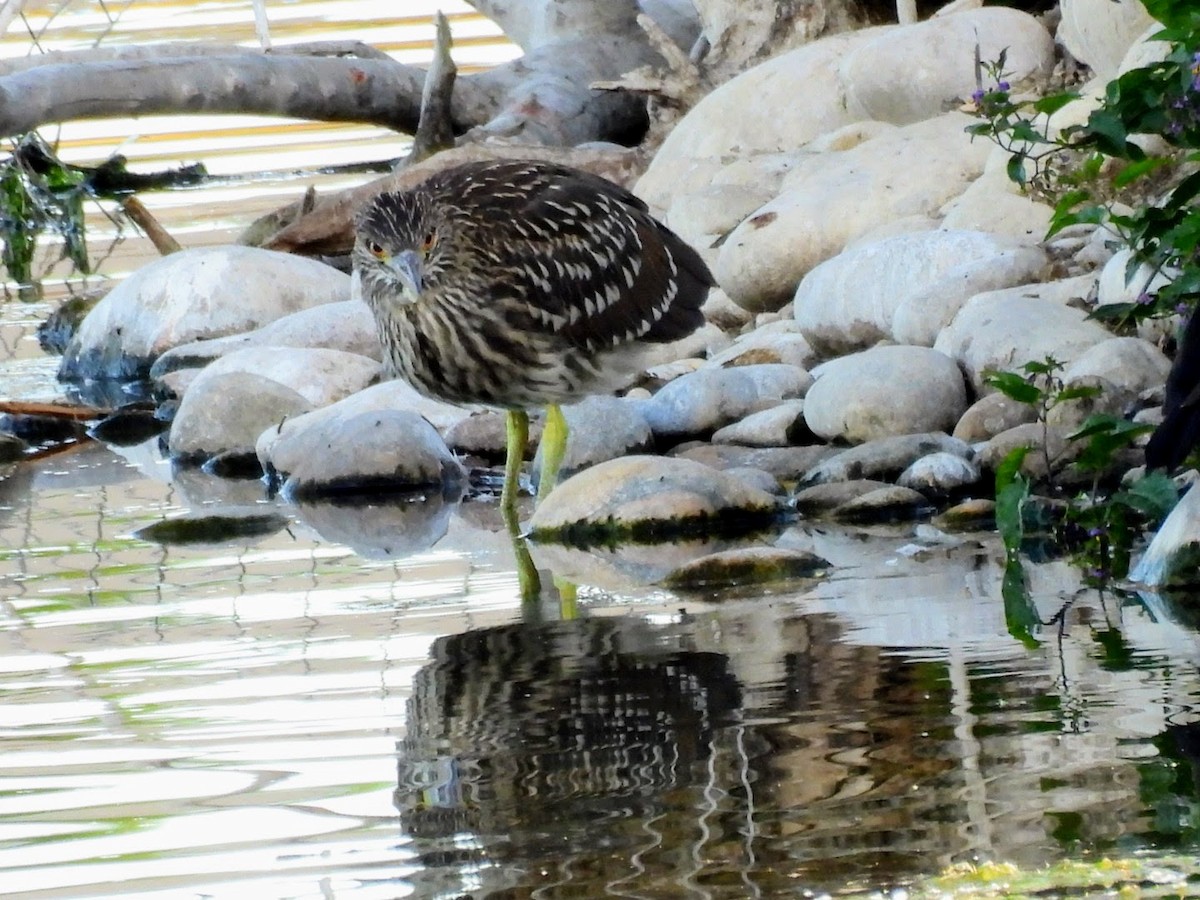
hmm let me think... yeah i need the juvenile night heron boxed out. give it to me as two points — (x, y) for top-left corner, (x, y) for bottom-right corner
(353, 160), (713, 511)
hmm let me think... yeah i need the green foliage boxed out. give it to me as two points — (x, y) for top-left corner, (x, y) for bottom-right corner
(0, 133), (92, 293)
(985, 358), (1178, 583)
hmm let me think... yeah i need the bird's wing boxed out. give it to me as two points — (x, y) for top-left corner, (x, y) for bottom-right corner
(487, 166), (711, 353)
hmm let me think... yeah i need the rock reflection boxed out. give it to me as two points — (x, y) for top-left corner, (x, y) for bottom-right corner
(293, 488), (458, 558)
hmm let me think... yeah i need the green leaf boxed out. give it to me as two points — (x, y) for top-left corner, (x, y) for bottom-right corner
(985, 370), (1042, 404)
(1006, 153), (1027, 186)
(1001, 557), (1041, 648)
(1055, 385), (1103, 403)
(1112, 156), (1168, 188)
(995, 447), (1032, 559)
(1114, 472), (1179, 522)
(1031, 93), (1081, 116)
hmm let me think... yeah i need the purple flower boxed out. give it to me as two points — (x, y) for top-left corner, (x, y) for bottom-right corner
(1136, 292), (1154, 306)
(971, 88), (985, 104)
(997, 81), (1010, 92)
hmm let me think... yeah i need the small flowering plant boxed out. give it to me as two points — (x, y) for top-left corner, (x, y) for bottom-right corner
(969, 0), (1200, 330)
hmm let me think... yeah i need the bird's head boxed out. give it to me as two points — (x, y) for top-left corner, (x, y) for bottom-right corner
(353, 190), (448, 308)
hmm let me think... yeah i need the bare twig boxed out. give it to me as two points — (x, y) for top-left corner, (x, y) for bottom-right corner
(121, 197), (182, 256)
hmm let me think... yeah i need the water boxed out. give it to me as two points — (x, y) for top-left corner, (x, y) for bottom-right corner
(5, 3), (1200, 898)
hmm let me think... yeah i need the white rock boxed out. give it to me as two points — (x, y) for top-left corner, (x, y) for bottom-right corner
(934, 278), (1113, 392)
(717, 114), (993, 312)
(167, 371), (313, 462)
(940, 168), (1055, 241)
(59, 246), (349, 381)
(636, 28), (884, 210)
(842, 7), (1054, 125)
(712, 399), (808, 447)
(897, 451), (982, 494)
(793, 229), (1048, 354)
(804, 345), (969, 443)
(1061, 336), (1171, 396)
(185, 346), (380, 409)
(531, 395), (654, 483)
(1096, 248), (1174, 310)
(641, 363), (812, 438)
(666, 183), (774, 250)
(803, 432), (973, 484)
(257, 388), (465, 497)
(529, 455), (780, 535)
(151, 299), (381, 378)
(261, 380), (470, 447)
(705, 328), (818, 371)
(700, 287), (754, 330)
(1059, 0), (1155, 80)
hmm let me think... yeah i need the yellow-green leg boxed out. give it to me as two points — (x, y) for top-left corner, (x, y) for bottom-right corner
(502, 409), (528, 513)
(538, 403), (568, 502)
(502, 409), (541, 604)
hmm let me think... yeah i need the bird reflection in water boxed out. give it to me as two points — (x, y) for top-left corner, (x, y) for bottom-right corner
(395, 615), (748, 897)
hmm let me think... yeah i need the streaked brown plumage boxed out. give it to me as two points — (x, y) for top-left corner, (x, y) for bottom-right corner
(352, 159), (713, 506)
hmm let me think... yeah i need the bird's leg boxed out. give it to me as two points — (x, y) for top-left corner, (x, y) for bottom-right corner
(501, 409), (541, 603)
(538, 403), (568, 502)
(502, 408), (529, 513)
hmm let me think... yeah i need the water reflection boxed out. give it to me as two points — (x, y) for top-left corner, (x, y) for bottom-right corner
(394, 588), (1200, 897)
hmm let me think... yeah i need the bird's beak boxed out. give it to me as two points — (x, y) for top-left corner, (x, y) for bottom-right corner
(390, 249), (424, 298)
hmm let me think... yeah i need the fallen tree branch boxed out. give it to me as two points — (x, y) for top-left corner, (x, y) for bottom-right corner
(0, 53), (493, 139)
(0, 399), (110, 420)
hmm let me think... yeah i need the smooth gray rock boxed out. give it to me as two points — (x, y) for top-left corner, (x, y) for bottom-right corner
(975, 422), (1075, 480)
(674, 444), (834, 482)
(721, 466), (785, 496)
(794, 230), (1048, 355)
(706, 329), (818, 371)
(641, 364), (811, 439)
(150, 299), (381, 378)
(897, 452), (982, 496)
(830, 485), (934, 523)
(934, 279), (1112, 392)
(532, 395), (655, 483)
(842, 7), (1054, 124)
(1044, 374), (1138, 433)
(168, 371), (313, 463)
(257, 390), (465, 498)
(1060, 336), (1171, 396)
(59, 246), (349, 381)
(529, 455), (780, 540)
(953, 392), (1038, 444)
(717, 114), (992, 312)
(446, 410), (539, 461)
(339, 380), (472, 434)
(804, 346), (968, 443)
(793, 479), (896, 515)
(712, 399), (808, 447)
(803, 432), (972, 484)
(176, 346), (380, 409)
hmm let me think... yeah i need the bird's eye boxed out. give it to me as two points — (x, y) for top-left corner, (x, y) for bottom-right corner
(420, 230), (438, 253)
(366, 239), (385, 257)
